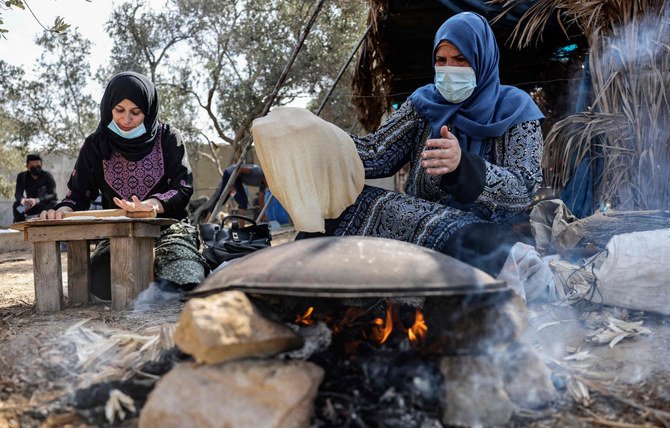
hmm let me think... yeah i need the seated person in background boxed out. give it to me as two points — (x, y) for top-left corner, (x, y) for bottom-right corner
(206, 163), (266, 221)
(40, 71), (206, 299)
(300, 12), (544, 275)
(13, 153), (57, 223)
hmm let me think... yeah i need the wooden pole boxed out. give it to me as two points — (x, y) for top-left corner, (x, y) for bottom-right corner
(315, 24), (371, 116)
(255, 24), (372, 224)
(207, 0), (328, 224)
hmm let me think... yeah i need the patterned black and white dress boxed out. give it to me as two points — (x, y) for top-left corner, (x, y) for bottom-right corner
(325, 99), (543, 256)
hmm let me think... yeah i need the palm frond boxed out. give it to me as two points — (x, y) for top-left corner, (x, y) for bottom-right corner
(351, 0), (392, 132)
(495, 0), (670, 210)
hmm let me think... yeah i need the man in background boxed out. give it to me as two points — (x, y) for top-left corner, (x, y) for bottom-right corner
(13, 153), (57, 223)
(206, 164), (266, 222)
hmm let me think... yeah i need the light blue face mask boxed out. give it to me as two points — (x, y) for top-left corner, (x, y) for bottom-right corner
(434, 65), (477, 103)
(107, 120), (147, 139)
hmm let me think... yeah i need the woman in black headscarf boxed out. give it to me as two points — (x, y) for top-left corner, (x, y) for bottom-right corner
(42, 71), (206, 299)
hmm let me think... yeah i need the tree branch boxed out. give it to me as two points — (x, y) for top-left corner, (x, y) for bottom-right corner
(154, 82), (235, 145)
(154, 34), (187, 66)
(58, 45), (87, 139)
(199, 131), (224, 176)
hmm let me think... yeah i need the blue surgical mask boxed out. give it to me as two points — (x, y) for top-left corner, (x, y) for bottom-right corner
(107, 120), (147, 139)
(435, 66), (477, 103)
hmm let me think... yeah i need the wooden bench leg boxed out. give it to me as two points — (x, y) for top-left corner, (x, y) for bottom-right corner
(67, 240), (90, 305)
(109, 237), (155, 310)
(32, 241), (63, 313)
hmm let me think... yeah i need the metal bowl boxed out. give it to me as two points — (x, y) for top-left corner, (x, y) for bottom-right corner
(190, 236), (506, 298)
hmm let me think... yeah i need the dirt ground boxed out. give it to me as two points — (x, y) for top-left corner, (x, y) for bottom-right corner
(1, 243), (669, 427)
(0, 248), (183, 427)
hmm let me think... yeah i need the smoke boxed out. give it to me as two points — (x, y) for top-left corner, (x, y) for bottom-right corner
(587, 6), (670, 210)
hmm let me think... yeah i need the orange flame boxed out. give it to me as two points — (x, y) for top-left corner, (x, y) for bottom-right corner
(293, 303), (429, 350)
(295, 306), (315, 325)
(407, 310), (428, 345)
(369, 306), (394, 344)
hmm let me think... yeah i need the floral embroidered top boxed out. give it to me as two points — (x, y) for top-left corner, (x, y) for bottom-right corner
(56, 123), (193, 219)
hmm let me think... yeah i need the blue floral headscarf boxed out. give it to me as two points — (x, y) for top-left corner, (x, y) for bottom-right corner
(408, 12), (544, 155)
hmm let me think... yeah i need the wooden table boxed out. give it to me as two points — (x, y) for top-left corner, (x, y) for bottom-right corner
(12, 217), (175, 313)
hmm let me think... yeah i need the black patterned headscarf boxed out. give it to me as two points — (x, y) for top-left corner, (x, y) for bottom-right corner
(93, 71), (160, 161)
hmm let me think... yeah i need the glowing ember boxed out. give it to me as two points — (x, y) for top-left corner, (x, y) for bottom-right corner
(295, 306), (315, 325)
(369, 306), (394, 344)
(407, 310), (428, 345)
(333, 307), (366, 334)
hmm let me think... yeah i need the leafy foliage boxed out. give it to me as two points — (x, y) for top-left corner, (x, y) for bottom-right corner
(103, 0), (368, 165)
(1, 29), (97, 153)
(0, 0), (25, 38)
(32, 30), (98, 150)
(0, 61), (38, 145)
(0, 62), (28, 196)
(2, 0), (367, 176)
(0, 144), (25, 199)
(0, 0), (82, 38)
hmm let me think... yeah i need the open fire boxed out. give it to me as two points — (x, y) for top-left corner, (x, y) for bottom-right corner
(294, 301), (428, 348)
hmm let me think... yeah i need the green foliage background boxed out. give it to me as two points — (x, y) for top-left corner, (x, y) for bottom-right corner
(0, 0), (368, 198)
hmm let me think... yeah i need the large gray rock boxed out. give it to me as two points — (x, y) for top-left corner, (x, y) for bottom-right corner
(139, 360), (324, 428)
(494, 343), (558, 409)
(440, 356), (516, 427)
(174, 291), (302, 364)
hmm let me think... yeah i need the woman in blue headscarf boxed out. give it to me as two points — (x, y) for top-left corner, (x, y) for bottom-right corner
(313, 12), (544, 274)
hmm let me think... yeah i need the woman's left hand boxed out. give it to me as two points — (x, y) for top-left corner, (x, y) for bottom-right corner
(421, 125), (461, 176)
(113, 195), (163, 213)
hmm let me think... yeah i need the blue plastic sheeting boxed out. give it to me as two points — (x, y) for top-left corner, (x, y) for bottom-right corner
(560, 53), (603, 218)
(552, 44), (579, 61)
(264, 189), (290, 225)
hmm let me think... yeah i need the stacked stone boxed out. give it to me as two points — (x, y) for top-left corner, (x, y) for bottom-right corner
(139, 291), (323, 428)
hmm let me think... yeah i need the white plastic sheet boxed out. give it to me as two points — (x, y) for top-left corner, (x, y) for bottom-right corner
(592, 229), (670, 315)
(497, 242), (559, 302)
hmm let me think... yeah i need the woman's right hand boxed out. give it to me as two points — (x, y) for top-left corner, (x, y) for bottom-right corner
(39, 207), (73, 220)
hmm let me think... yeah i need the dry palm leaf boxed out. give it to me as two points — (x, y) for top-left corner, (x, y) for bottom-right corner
(105, 389), (136, 423)
(492, 0), (670, 211)
(563, 349), (597, 361)
(567, 375), (592, 406)
(549, 259), (596, 303)
(352, 0), (392, 131)
(587, 316), (651, 348)
(60, 320), (177, 387)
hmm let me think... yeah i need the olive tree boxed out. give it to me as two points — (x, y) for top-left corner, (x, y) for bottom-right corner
(103, 0), (368, 164)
